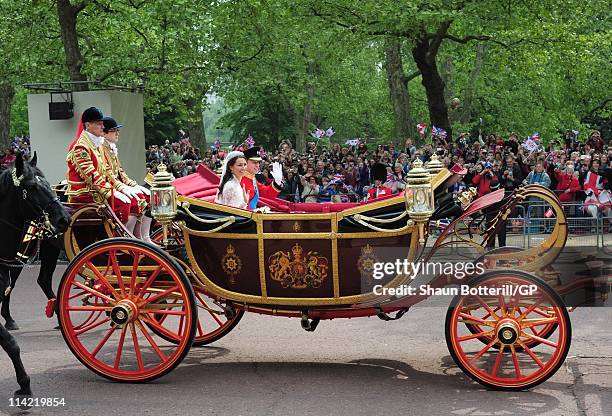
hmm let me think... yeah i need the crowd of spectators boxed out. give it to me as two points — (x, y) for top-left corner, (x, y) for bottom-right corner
(0, 136), (31, 168)
(145, 132), (205, 178)
(190, 131), (610, 210)
(4, 128), (610, 214)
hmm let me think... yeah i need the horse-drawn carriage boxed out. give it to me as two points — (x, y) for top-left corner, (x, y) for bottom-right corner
(40, 158), (588, 390)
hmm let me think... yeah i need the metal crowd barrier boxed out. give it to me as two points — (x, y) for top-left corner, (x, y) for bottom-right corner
(504, 202), (608, 248)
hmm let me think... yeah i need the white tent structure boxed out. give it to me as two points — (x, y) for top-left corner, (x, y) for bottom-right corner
(27, 88), (145, 185)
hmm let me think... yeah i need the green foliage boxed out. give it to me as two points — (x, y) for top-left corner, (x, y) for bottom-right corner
(1, 0), (610, 147)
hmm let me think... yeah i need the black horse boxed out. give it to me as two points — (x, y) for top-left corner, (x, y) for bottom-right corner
(2, 227), (62, 330)
(0, 152), (70, 400)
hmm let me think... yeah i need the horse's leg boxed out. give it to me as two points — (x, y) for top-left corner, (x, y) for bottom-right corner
(0, 322), (31, 397)
(0, 269), (32, 398)
(1, 267), (23, 330)
(37, 240), (61, 300)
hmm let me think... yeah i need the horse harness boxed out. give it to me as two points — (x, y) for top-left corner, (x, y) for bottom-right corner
(0, 168), (61, 268)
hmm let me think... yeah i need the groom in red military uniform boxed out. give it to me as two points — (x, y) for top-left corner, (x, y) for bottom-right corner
(240, 146), (284, 209)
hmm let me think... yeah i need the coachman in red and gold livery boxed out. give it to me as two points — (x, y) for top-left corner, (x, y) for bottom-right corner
(65, 107), (136, 224)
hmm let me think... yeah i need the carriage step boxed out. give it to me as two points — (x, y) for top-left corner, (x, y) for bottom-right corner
(301, 314), (320, 332)
(376, 307), (409, 321)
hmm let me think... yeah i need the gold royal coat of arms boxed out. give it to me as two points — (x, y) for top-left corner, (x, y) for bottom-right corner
(268, 243), (329, 289)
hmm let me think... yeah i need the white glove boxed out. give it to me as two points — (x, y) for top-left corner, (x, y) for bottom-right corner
(114, 190), (131, 204)
(122, 186), (139, 199)
(271, 162), (284, 184)
(138, 185), (151, 196)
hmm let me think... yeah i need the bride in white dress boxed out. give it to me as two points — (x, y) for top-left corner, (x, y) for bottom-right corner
(214, 150), (249, 209)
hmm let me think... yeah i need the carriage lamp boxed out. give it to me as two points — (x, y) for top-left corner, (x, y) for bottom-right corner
(405, 158), (434, 244)
(150, 163), (177, 246)
(425, 154), (444, 176)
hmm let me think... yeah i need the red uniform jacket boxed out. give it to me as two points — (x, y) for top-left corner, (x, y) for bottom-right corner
(66, 131), (121, 203)
(240, 173), (281, 206)
(367, 186), (392, 200)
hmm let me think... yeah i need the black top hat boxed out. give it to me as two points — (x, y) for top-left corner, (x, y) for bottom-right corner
(81, 107), (104, 123)
(371, 163), (387, 183)
(243, 146), (262, 161)
(102, 116), (123, 132)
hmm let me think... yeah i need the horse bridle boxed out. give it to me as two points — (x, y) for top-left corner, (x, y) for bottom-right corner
(10, 167), (62, 238)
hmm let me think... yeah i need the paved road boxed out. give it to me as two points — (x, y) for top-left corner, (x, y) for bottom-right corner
(1, 264), (610, 416)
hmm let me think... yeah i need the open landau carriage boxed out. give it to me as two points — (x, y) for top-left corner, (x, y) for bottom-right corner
(55, 158), (577, 390)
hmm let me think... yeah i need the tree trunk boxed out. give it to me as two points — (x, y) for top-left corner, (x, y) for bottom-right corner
(57, 0), (88, 91)
(0, 84), (15, 150)
(185, 96), (206, 152)
(441, 57), (454, 105)
(412, 37), (452, 141)
(384, 37), (414, 145)
(460, 43), (486, 124)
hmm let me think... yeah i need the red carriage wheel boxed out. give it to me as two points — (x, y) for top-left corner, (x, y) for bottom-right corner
(463, 305), (558, 351)
(466, 247), (558, 350)
(146, 285), (243, 347)
(57, 238), (196, 382)
(446, 271), (571, 390)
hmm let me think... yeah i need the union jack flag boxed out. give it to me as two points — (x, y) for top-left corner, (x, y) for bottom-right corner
(432, 126), (447, 140)
(416, 123), (428, 138)
(244, 135), (255, 148)
(330, 174), (345, 184)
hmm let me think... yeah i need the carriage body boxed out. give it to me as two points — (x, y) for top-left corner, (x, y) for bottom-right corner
(53, 166), (599, 390)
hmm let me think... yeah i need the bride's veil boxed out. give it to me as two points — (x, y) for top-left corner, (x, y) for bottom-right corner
(220, 150), (245, 180)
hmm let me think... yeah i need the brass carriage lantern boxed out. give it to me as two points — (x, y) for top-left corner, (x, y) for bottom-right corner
(425, 154), (444, 176)
(150, 163), (177, 246)
(405, 158), (435, 244)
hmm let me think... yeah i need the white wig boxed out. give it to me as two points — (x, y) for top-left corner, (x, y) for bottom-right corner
(220, 150), (245, 179)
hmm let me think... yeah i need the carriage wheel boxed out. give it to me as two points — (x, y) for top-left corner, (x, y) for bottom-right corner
(146, 286), (243, 347)
(446, 271), (570, 390)
(466, 248), (558, 350)
(57, 238), (196, 382)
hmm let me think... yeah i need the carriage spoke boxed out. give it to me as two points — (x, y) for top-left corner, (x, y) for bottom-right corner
(109, 251), (126, 296)
(196, 319), (204, 337)
(114, 325), (128, 369)
(510, 345), (521, 378)
(517, 300), (543, 320)
(521, 317), (558, 329)
(135, 320), (167, 361)
(71, 281), (116, 304)
(517, 340), (545, 368)
(91, 326), (117, 358)
(134, 265), (164, 302)
(458, 330), (494, 342)
(85, 261), (121, 300)
(469, 338), (497, 363)
(178, 314), (184, 336)
(458, 312), (495, 327)
(129, 254), (142, 294)
(140, 315), (180, 340)
(67, 305), (113, 312)
(130, 323), (144, 371)
(140, 285), (180, 305)
(198, 297), (224, 326)
(142, 309), (187, 316)
(68, 290), (88, 301)
(75, 317), (112, 336)
(492, 345), (505, 377)
(522, 332), (559, 348)
(533, 307), (553, 317)
(497, 294), (506, 315)
(474, 295), (500, 321)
